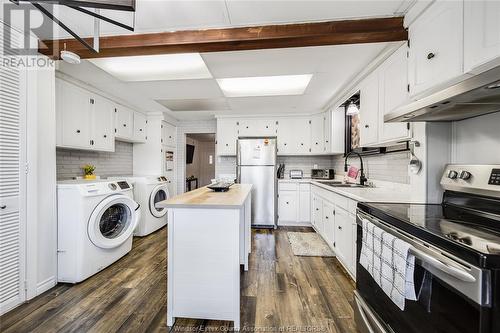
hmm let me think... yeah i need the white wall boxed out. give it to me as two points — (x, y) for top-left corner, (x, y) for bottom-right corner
(452, 112), (500, 164)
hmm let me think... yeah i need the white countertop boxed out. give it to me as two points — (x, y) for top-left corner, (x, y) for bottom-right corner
(279, 178), (422, 203)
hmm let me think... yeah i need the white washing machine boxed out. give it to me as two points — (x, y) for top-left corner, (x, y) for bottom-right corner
(57, 179), (141, 283)
(108, 176), (170, 236)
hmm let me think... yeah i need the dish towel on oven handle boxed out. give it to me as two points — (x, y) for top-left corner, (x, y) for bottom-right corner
(359, 219), (417, 310)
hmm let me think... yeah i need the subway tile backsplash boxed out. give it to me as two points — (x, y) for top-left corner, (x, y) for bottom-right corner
(56, 141), (133, 180)
(216, 152), (410, 184)
(332, 151), (410, 184)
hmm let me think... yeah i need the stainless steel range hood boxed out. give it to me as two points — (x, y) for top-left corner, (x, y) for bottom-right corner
(385, 66), (500, 122)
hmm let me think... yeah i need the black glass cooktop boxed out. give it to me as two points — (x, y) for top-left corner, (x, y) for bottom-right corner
(358, 192), (500, 268)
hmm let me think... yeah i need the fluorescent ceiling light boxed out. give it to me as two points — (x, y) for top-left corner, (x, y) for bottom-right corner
(217, 74), (313, 97)
(88, 53), (212, 81)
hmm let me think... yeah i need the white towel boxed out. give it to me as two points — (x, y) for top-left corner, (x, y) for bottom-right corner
(359, 219), (417, 310)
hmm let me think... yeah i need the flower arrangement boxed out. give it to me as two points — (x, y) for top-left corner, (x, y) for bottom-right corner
(83, 164), (96, 180)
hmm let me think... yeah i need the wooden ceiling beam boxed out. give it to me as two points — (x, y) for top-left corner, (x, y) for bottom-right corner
(40, 17), (407, 59)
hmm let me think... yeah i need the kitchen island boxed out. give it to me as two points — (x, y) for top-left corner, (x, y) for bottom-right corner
(156, 184), (252, 330)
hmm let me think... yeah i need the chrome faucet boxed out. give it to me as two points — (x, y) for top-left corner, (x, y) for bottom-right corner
(344, 151), (367, 186)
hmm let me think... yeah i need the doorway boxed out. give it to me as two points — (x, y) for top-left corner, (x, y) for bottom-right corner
(185, 133), (216, 192)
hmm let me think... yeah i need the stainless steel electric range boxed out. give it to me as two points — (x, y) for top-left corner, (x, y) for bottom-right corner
(355, 164), (500, 333)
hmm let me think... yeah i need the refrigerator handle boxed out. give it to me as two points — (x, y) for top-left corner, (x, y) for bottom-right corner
(236, 166), (241, 184)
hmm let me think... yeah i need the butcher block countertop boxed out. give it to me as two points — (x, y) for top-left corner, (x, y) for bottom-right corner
(156, 184), (252, 209)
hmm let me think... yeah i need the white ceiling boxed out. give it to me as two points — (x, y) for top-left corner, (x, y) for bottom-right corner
(57, 42), (396, 120)
(50, 0), (411, 121)
(19, 0), (412, 39)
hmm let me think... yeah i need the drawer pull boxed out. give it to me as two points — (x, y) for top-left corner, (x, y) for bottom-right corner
(427, 52), (435, 60)
(0, 205), (6, 209)
(338, 226), (342, 230)
(76, 129), (80, 133)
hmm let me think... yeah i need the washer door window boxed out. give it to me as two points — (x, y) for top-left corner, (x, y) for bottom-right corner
(88, 195), (139, 249)
(149, 184), (169, 218)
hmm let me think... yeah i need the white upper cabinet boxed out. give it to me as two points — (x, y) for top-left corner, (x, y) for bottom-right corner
(464, 1), (500, 73)
(378, 44), (411, 144)
(359, 69), (379, 146)
(331, 108), (345, 154)
(238, 119), (276, 137)
(162, 121), (176, 147)
(277, 118), (310, 155)
(91, 96), (115, 152)
(133, 112), (147, 143)
(56, 79), (115, 152)
(217, 118), (239, 156)
(115, 106), (134, 140)
(310, 113), (325, 154)
(57, 79), (92, 149)
(408, 0), (464, 97)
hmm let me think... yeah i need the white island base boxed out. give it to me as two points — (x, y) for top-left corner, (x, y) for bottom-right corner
(158, 184), (252, 330)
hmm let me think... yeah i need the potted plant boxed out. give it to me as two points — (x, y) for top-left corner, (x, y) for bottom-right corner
(83, 164), (96, 180)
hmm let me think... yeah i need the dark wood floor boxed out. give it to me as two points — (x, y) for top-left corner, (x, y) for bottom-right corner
(0, 227), (358, 333)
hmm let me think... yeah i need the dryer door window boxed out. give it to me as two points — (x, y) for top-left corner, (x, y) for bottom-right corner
(99, 204), (130, 239)
(88, 194), (140, 249)
(150, 184), (169, 218)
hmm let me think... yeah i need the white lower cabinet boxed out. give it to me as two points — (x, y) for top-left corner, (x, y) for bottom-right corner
(311, 184), (357, 279)
(278, 182), (310, 226)
(322, 201), (335, 248)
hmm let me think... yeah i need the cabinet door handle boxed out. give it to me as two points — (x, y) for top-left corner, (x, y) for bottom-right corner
(300, 143), (304, 146)
(365, 125), (369, 128)
(427, 52), (435, 60)
(338, 226), (342, 230)
(103, 135), (107, 138)
(139, 129), (143, 132)
(76, 129), (80, 133)
(325, 216), (329, 219)
(0, 205), (6, 209)
(286, 202), (289, 204)
(316, 208), (319, 211)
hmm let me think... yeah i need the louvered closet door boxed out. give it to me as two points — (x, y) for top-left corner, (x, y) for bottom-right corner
(0, 24), (27, 315)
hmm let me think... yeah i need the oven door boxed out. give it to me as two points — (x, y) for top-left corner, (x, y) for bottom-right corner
(355, 210), (492, 333)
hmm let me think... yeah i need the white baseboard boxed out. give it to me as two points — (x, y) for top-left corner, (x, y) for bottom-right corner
(36, 276), (57, 295)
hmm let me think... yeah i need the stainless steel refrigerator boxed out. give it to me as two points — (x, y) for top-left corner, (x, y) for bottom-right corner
(236, 137), (277, 228)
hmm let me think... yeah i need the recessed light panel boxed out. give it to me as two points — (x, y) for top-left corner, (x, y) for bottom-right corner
(216, 74), (313, 97)
(88, 53), (212, 81)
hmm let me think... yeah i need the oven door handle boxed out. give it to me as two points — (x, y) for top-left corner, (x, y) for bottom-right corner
(357, 212), (476, 283)
(354, 291), (388, 333)
(410, 247), (476, 283)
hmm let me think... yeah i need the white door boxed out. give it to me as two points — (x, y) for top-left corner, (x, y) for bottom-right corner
(378, 44), (411, 144)
(277, 118), (310, 155)
(359, 70), (379, 146)
(331, 108), (345, 154)
(216, 118), (239, 156)
(310, 113), (324, 154)
(149, 184), (169, 218)
(91, 96), (115, 151)
(408, 0), (464, 96)
(322, 201), (335, 247)
(87, 195), (139, 249)
(115, 106), (134, 139)
(133, 112), (147, 143)
(0, 25), (26, 315)
(162, 121), (176, 147)
(57, 79), (91, 149)
(278, 191), (297, 223)
(298, 184), (310, 223)
(464, 1), (500, 73)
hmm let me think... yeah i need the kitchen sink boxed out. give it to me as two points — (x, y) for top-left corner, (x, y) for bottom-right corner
(316, 181), (373, 188)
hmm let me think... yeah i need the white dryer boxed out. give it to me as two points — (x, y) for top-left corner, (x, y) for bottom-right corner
(109, 176), (170, 236)
(57, 179), (141, 283)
